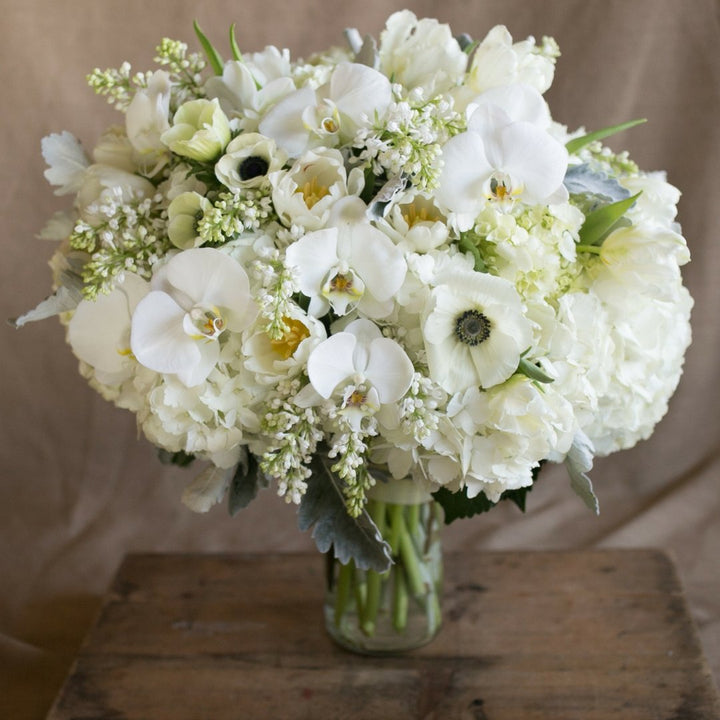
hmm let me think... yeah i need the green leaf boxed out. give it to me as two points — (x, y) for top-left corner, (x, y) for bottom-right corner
(433, 464), (543, 525)
(157, 449), (195, 467)
(517, 357), (554, 384)
(228, 451), (266, 516)
(229, 24), (243, 62)
(578, 192), (641, 246)
(193, 20), (223, 75)
(298, 453), (393, 572)
(565, 118), (647, 155)
(457, 233), (487, 272)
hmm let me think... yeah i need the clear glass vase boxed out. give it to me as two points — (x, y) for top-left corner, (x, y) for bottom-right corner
(324, 484), (444, 655)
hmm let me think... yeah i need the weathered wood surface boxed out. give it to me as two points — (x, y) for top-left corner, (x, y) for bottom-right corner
(46, 550), (720, 719)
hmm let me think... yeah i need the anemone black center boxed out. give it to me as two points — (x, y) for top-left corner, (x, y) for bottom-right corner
(239, 155), (269, 181)
(454, 309), (492, 346)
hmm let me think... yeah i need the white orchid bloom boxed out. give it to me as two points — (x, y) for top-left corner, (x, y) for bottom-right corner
(302, 319), (414, 429)
(125, 70), (171, 172)
(258, 62), (391, 157)
(68, 273), (150, 385)
(285, 199), (407, 319)
(130, 248), (257, 386)
(437, 85), (568, 230)
(423, 271), (532, 393)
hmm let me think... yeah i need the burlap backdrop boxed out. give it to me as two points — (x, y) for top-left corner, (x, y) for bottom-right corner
(1, 1), (718, 717)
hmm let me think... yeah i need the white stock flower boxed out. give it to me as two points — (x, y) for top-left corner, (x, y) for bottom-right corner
(270, 147), (364, 230)
(285, 202), (407, 318)
(161, 99), (231, 162)
(41, 131), (89, 195)
(436, 85), (568, 229)
(423, 271), (532, 393)
(68, 272), (150, 385)
(130, 248), (257, 386)
(259, 62), (391, 157)
(125, 70), (171, 171)
(379, 11), (467, 93)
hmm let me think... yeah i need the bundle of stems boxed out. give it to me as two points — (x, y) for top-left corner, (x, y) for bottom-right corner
(328, 499), (443, 639)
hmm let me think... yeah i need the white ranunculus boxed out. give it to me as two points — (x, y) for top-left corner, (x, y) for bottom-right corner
(378, 191), (450, 253)
(161, 99), (231, 162)
(466, 25), (556, 96)
(92, 126), (136, 173)
(423, 271), (532, 393)
(166, 192), (212, 249)
(242, 304), (327, 383)
(379, 10), (467, 94)
(125, 70), (171, 171)
(285, 206), (407, 319)
(205, 60), (296, 132)
(130, 248), (257, 386)
(41, 131), (89, 195)
(215, 133), (286, 191)
(68, 273), (150, 385)
(270, 147), (364, 230)
(593, 225), (690, 303)
(259, 62), (391, 157)
(76, 165), (156, 225)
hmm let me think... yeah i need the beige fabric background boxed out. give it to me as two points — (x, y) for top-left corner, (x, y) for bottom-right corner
(1, 0), (718, 717)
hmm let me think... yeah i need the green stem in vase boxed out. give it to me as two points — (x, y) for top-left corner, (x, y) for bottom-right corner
(334, 560), (353, 628)
(362, 569), (383, 636)
(396, 509), (426, 598)
(392, 564), (409, 632)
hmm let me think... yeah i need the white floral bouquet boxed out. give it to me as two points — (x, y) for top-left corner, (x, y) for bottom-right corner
(18, 11), (692, 571)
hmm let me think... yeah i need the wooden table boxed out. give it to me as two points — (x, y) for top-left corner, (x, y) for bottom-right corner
(46, 550), (720, 719)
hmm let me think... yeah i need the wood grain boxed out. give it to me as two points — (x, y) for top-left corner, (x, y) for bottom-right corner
(46, 551), (720, 719)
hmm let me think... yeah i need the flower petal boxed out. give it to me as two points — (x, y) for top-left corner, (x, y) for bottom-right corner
(130, 291), (201, 374)
(306, 332), (358, 398)
(436, 132), (492, 214)
(364, 337), (414, 403)
(258, 85), (316, 157)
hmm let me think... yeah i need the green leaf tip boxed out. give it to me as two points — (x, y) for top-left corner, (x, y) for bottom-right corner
(566, 118), (647, 155)
(578, 192), (641, 247)
(193, 20), (224, 75)
(229, 24), (243, 62)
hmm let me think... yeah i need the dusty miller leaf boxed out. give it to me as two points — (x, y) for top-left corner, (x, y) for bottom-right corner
(366, 175), (407, 221)
(564, 164), (632, 205)
(181, 465), (234, 513)
(228, 451), (266, 516)
(565, 432), (600, 514)
(10, 282), (81, 329)
(298, 454), (392, 572)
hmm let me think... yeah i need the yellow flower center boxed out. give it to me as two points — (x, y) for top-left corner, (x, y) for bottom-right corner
(269, 317), (310, 359)
(299, 176), (330, 209)
(401, 203), (440, 227)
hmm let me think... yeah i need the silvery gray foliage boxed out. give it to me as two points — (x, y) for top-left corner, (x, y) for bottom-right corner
(366, 174), (408, 221)
(10, 268), (83, 328)
(298, 453), (393, 572)
(344, 28), (380, 69)
(564, 432), (600, 514)
(564, 163), (632, 206)
(228, 450), (268, 516)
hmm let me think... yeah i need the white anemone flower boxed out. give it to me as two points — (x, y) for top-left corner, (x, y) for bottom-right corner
(301, 318), (414, 429)
(437, 85), (568, 230)
(423, 271), (532, 393)
(68, 273), (150, 385)
(285, 200), (407, 319)
(258, 62), (392, 157)
(130, 248), (257, 386)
